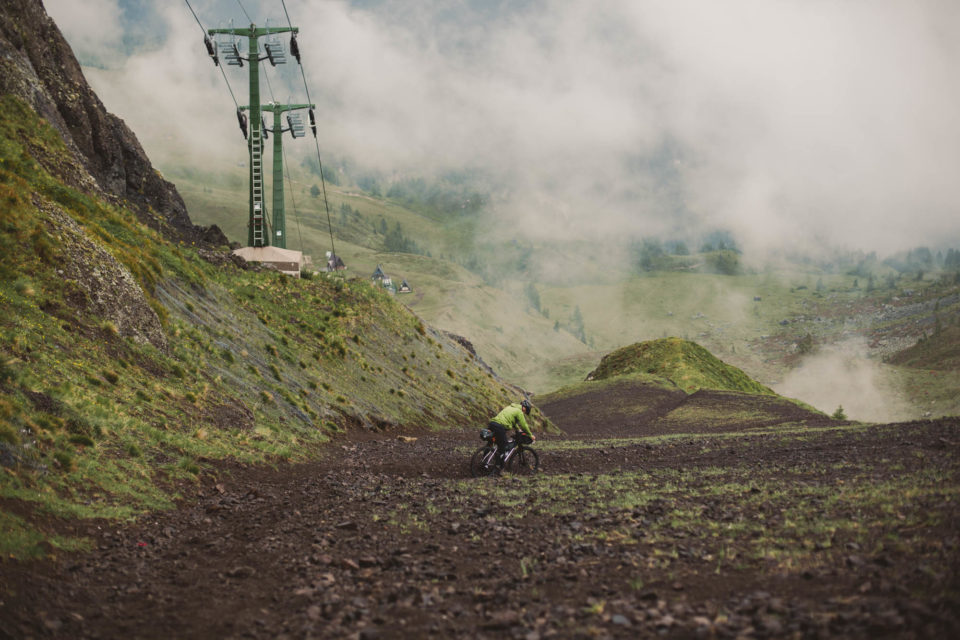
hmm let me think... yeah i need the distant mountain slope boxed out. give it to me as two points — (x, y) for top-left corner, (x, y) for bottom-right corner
(887, 326), (960, 371)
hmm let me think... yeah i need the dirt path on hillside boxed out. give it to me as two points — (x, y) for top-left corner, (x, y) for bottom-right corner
(2, 416), (959, 639)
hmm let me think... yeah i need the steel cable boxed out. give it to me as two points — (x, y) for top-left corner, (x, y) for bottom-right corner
(279, 0), (337, 261)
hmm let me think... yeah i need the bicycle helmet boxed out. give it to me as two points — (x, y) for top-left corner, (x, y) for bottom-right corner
(520, 399), (532, 413)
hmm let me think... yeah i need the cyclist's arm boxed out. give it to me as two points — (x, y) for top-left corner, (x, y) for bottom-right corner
(515, 412), (534, 439)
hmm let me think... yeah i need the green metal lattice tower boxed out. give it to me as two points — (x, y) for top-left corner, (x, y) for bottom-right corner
(240, 102), (315, 248)
(207, 23), (300, 247)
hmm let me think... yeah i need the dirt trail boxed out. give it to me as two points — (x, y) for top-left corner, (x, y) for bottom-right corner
(2, 414), (959, 638)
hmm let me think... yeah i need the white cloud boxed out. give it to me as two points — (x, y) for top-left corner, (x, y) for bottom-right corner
(47, 0), (960, 254)
(45, 0), (125, 66)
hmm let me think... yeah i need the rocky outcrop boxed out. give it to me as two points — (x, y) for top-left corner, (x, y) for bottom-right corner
(37, 197), (167, 350)
(0, 0), (224, 246)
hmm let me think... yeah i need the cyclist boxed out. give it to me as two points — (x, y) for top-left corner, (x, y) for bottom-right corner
(488, 399), (536, 467)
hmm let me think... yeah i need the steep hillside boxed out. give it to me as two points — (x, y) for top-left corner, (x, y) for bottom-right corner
(0, 1), (527, 556)
(0, 0), (214, 244)
(0, 91), (522, 557)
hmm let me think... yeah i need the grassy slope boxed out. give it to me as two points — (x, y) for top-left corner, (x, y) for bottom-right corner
(888, 325), (960, 370)
(170, 149), (960, 417)
(174, 169), (593, 393)
(0, 95), (523, 558)
(588, 337), (776, 395)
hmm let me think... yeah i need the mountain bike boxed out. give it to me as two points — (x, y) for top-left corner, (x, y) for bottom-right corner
(469, 428), (539, 477)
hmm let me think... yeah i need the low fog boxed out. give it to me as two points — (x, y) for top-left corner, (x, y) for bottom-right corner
(774, 339), (914, 423)
(46, 0), (960, 256)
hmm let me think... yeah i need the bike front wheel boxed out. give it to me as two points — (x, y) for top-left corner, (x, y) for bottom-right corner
(470, 445), (498, 477)
(507, 447), (539, 475)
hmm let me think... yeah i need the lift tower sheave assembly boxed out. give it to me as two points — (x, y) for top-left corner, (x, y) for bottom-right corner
(207, 23), (298, 248)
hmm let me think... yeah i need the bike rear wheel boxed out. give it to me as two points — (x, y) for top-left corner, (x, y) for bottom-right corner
(470, 445), (498, 477)
(507, 447), (539, 475)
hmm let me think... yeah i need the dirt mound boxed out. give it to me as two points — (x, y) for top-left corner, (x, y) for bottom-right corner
(539, 376), (828, 439)
(536, 376), (687, 439)
(648, 388), (831, 435)
(587, 337), (775, 395)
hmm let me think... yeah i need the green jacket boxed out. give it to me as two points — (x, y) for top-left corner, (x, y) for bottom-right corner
(491, 403), (531, 436)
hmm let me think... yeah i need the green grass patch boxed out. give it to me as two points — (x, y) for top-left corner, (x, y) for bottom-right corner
(589, 337), (775, 395)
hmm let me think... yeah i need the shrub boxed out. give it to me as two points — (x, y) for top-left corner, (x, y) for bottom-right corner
(177, 457), (200, 475)
(30, 224), (56, 263)
(53, 450), (74, 471)
(0, 421), (19, 444)
(797, 334), (815, 355)
(69, 434), (95, 447)
(706, 250), (741, 275)
(67, 416), (102, 439)
(0, 358), (15, 383)
(832, 405), (847, 420)
(102, 370), (119, 385)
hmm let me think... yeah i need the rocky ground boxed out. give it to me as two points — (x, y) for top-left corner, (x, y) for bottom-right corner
(2, 409), (958, 639)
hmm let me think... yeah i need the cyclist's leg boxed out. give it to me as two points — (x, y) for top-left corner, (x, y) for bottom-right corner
(488, 422), (507, 465)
